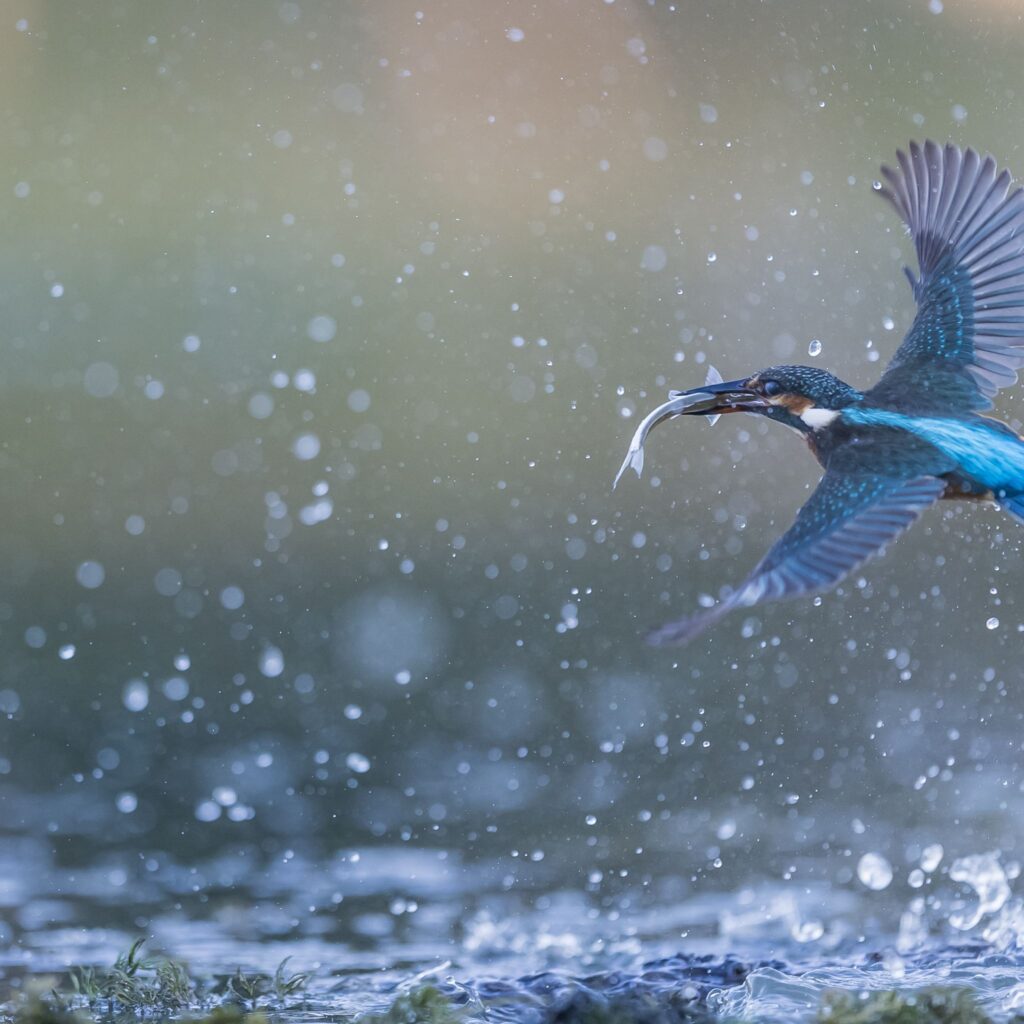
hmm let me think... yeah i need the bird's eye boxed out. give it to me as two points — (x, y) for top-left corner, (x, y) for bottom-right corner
(762, 380), (783, 397)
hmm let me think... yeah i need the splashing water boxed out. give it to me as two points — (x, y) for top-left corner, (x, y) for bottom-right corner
(949, 852), (1012, 931)
(857, 852), (894, 891)
(9, 843), (1024, 1023)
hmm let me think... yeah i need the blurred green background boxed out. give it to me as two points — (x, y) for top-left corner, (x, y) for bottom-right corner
(2, 0), (1024, 896)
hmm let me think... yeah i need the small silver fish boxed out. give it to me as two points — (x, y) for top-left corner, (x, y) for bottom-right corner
(613, 365), (724, 489)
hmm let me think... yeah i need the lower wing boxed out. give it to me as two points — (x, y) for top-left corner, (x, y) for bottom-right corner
(647, 472), (946, 646)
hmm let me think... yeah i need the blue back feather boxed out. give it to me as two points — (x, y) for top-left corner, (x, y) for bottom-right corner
(844, 407), (1024, 493)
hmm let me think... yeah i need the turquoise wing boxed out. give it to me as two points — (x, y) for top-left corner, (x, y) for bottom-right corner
(871, 141), (1024, 408)
(647, 473), (945, 646)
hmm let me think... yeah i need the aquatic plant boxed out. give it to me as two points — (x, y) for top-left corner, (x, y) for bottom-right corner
(9, 986), (89, 1024)
(358, 986), (465, 1024)
(66, 938), (194, 1013)
(223, 957), (308, 1010)
(273, 957), (310, 1002)
(226, 969), (269, 1010)
(2, 941), (307, 1024)
(9, 988), (270, 1024)
(818, 986), (996, 1024)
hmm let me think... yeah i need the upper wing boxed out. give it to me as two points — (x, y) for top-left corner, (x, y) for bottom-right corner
(646, 472), (945, 646)
(870, 141), (1024, 409)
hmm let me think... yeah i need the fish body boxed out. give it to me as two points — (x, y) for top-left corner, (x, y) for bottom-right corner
(612, 366), (724, 489)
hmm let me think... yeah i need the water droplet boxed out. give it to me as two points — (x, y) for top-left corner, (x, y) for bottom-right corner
(791, 920), (825, 942)
(123, 680), (149, 711)
(162, 676), (189, 701)
(949, 852), (1010, 929)
(76, 561), (105, 589)
(195, 800), (221, 822)
(808, 339), (822, 357)
(642, 245), (667, 272)
(292, 433), (321, 461)
(259, 645), (285, 678)
(83, 362), (119, 398)
(116, 792), (138, 814)
(154, 567), (183, 597)
(307, 314), (337, 343)
(857, 852), (893, 890)
(986, 616), (999, 630)
(248, 392), (274, 419)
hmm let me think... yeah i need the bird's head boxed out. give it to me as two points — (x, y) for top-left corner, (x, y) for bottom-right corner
(674, 364), (862, 432)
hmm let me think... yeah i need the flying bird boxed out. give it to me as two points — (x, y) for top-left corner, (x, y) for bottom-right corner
(623, 141), (1024, 645)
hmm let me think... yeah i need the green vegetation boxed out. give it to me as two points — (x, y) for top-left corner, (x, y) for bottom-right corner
(68, 938), (193, 1012)
(358, 986), (465, 1024)
(818, 987), (1001, 1024)
(227, 958), (309, 1011)
(2, 941), (306, 1024)
(8, 988), (89, 1024)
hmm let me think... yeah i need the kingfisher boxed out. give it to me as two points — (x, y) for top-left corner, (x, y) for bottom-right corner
(622, 141), (1024, 645)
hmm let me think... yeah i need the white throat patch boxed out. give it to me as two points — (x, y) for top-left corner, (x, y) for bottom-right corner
(799, 406), (840, 430)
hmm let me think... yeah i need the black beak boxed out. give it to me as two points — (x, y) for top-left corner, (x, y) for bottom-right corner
(669, 378), (769, 415)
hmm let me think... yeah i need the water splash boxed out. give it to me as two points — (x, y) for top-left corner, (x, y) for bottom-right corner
(950, 852), (1011, 931)
(857, 852), (893, 891)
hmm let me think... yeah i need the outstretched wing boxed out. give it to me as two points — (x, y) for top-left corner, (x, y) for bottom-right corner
(870, 140), (1024, 409)
(647, 473), (945, 646)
